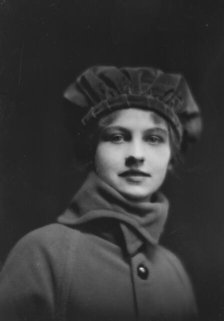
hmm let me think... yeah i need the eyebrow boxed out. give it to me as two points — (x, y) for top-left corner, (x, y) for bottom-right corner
(102, 126), (129, 132)
(99, 126), (130, 137)
(144, 127), (169, 135)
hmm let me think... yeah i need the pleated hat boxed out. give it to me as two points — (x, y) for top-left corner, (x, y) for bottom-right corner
(63, 66), (202, 149)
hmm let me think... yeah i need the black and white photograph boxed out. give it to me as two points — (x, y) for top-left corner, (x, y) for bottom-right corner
(0, 1), (223, 320)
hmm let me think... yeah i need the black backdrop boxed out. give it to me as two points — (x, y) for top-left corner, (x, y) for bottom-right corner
(0, 1), (224, 320)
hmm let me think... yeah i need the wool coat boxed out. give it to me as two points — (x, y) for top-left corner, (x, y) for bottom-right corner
(0, 172), (198, 321)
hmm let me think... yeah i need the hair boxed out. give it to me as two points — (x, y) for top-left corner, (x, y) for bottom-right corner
(73, 108), (181, 169)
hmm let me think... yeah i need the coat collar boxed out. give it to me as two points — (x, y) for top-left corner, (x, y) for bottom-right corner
(58, 172), (169, 255)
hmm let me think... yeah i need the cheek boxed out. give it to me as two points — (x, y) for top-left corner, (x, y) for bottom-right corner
(162, 149), (172, 168)
(161, 156), (171, 177)
(149, 148), (171, 172)
(94, 145), (118, 176)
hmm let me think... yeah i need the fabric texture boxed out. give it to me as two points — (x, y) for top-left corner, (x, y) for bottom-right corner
(63, 65), (202, 149)
(58, 171), (169, 255)
(0, 173), (198, 321)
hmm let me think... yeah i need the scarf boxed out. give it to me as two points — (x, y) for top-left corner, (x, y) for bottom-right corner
(58, 171), (169, 255)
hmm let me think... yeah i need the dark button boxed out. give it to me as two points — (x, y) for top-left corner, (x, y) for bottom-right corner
(137, 264), (149, 280)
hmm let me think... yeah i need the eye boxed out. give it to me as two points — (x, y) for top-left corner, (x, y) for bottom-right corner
(99, 128), (129, 143)
(110, 133), (125, 144)
(146, 135), (164, 145)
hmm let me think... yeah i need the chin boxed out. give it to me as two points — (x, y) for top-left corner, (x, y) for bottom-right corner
(119, 188), (151, 202)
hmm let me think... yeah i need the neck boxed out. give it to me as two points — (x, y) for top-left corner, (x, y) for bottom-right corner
(58, 171), (169, 248)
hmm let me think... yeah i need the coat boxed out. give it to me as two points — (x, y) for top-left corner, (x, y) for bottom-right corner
(0, 172), (198, 321)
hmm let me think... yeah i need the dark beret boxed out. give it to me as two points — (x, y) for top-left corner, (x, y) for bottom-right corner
(63, 65), (202, 149)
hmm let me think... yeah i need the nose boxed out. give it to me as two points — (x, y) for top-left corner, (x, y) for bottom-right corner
(125, 156), (144, 167)
(125, 140), (145, 167)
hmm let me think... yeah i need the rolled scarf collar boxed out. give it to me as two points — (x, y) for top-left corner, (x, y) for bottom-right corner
(58, 171), (169, 255)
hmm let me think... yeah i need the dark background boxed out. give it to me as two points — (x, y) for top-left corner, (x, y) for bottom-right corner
(0, 0), (224, 319)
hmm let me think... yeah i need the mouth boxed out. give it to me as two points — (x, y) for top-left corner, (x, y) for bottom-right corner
(119, 170), (151, 178)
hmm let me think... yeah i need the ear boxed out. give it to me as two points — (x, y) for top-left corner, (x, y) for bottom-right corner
(168, 162), (173, 172)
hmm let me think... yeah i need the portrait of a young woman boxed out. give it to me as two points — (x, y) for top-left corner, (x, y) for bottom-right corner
(0, 66), (202, 321)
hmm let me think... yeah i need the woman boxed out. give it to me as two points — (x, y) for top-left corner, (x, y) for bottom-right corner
(0, 66), (202, 321)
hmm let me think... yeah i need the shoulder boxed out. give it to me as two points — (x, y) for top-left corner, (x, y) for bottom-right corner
(154, 245), (192, 284)
(21, 222), (78, 242)
(156, 245), (186, 268)
(0, 224), (83, 300)
(151, 245), (198, 315)
(156, 246), (191, 281)
(10, 223), (79, 252)
(0, 224), (84, 318)
(154, 245), (197, 303)
(1, 223), (83, 276)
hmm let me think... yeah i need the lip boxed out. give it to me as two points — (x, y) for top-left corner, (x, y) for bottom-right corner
(119, 170), (151, 178)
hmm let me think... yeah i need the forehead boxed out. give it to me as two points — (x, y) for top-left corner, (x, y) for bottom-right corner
(101, 108), (168, 130)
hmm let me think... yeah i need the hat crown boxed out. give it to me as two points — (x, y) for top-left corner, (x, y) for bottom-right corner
(64, 65), (202, 149)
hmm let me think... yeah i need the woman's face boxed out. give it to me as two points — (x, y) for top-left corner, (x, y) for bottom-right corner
(94, 108), (171, 201)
